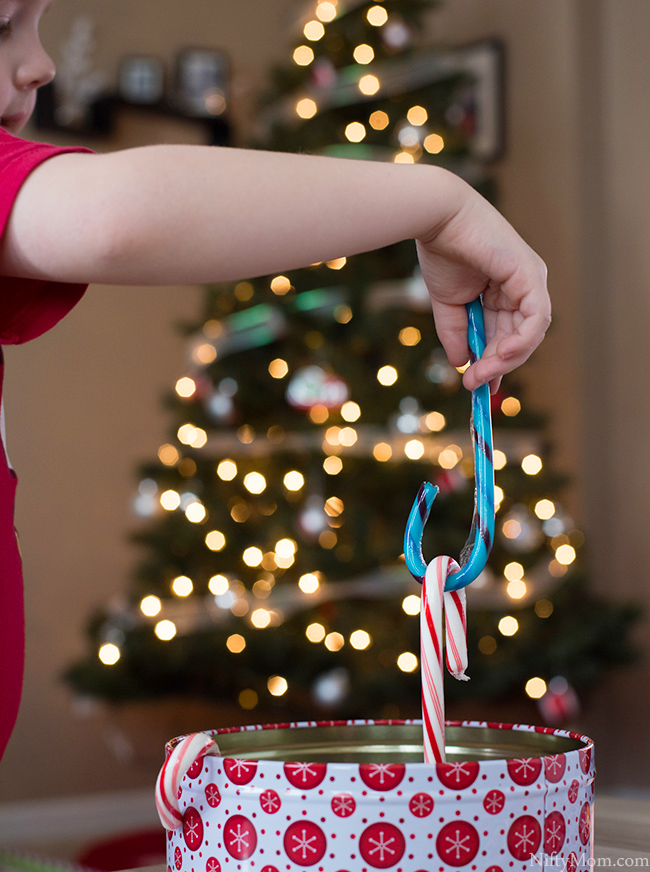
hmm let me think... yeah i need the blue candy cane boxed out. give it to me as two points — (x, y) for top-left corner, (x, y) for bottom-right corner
(404, 298), (495, 592)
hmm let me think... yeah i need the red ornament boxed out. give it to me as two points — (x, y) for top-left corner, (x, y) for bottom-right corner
(538, 676), (580, 726)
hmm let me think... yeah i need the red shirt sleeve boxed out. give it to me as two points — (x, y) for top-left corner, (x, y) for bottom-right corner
(0, 129), (92, 345)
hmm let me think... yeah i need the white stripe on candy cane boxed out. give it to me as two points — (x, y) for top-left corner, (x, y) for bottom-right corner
(155, 732), (221, 830)
(420, 556), (470, 763)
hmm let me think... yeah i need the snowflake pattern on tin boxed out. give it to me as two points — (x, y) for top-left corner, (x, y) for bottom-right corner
(165, 719), (596, 872)
(359, 822), (406, 868)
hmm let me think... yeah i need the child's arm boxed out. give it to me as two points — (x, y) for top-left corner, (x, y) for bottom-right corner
(0, 145), (549, 390)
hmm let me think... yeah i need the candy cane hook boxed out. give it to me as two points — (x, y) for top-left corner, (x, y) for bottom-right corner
(404, 298), (495, 592)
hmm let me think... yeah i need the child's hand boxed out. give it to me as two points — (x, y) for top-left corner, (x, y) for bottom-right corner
(416, 176), (550, 393)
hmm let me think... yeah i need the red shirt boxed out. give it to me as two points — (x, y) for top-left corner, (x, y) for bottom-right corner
(0, 128), (89, 760)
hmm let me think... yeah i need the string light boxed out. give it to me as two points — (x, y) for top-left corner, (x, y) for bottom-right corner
(275, 538), (297, 558)
(192, 343), (217, 365)
(498, 616), (519, 637)
(311, 405), (329, 424)
(304, 19), (325, 40)
(353, 44), (374, 64)
(424, 411), (446, 432)
(478, 635), (497, 655)
(438, 446), (461, 469)
(358, 74), (380, 95)
(238, 425), (255, 444)
(405, 439), (425, 460)
(494, 485), (505, 509)
(306, 622), (326, 642)
(397, 651), (418, 672)
(268, 675), (288, 696)
(350, 629), (371, 649)
(140, 595), (162, 617)
(243, 547), (264, 567)
(205, 530), (226, 551)
(369, 110), (389, 130)
(535, 499), (556, 520)
(217, 459), (237, 481)
(160, 490), (181, 511)
(522, 454), (543, 475)
(399, 326), (421, 346)
(185, 502), (206, 523)
(319, 530), (337, 549)
(334, 304), (352, 323)
(98, 643), (120, 665)
(253, 578), (273, 598)
(251, 608), (272, 628)
(535, 599), (554, 618)
(177, 423), (204, 447)
(502, 519), (522, 539)
(316, 1), (337, 23)
(507, 579), (527, 599)
(323, 455), (343, 474)
(338, 427), (358, 446)
(504, 562), (524, 581)
(501, 396), (521, 416)
(283, 470), (305, 491)
(234, 281), (254, 301)
(239, 689), (258, 709)
(268, 358), (289, 379)
(555, 543), (576, 565)
(367, 4), (388, 26)
(231, 501), (250, 523)
(227, 633), (246, 653)
(158, 444), (179, 466)
(324, 497), (343, 517)
(525, 677), (547, 699)
(299, 573), (320, 594)
(324, 631), (345, 651)
(373, 442), (392, 461)
(402, 594), (420, 615)
(171, 576), (193, 597)
(296, 98), (318, 119)
(209, 574), (229, 595)
(270, 275), (292, 295)
(293, 45), (315, 66)
(326, 256), (347, 269)
(494, 449), (507, 470)
(394, 152), (414, 164)
(155, 620), (177, 641)
(423, 133), (444, 154)
(406, 105), (428, 126)
(377, 365), (397, 385)
(345, 121), (366, 142)
(175, 377), (196, 398)
(341, 401), (361, 422)
(244, 471), (266, 494)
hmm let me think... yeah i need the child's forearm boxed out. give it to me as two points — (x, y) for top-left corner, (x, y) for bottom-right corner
(5, 145), (461, 285)
(2, 144), (549, 389)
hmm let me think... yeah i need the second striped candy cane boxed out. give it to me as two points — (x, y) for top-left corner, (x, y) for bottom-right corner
(421, 555), (469, 764)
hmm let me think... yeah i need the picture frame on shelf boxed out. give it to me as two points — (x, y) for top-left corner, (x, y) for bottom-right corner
(118, 56), (165, 106)
(174, 47), (229, 119)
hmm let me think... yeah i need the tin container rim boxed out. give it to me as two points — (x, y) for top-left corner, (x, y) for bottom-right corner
(164, 718), (594, 765)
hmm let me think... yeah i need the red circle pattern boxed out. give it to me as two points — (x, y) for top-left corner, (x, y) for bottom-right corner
(166, 721), (595, 871)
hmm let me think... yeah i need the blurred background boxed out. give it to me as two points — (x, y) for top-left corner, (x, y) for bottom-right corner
(1, 0), (650, 861)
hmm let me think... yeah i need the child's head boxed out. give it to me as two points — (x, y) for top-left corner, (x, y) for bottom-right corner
(0, 0), (55, 134)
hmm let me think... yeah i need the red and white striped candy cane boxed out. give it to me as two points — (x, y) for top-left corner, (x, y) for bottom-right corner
(421, 556), (468, 763)
(445, 585), (469, 681)
(155, 732), (221, 829)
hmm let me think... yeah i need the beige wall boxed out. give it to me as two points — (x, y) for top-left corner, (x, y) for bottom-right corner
(1, 0), (649, 805)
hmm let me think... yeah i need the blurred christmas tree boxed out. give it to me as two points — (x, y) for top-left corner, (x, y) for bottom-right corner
(67, 0), (638, 725)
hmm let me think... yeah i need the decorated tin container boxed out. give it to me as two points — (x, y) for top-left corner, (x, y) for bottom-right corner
(164, 719), (595, 872)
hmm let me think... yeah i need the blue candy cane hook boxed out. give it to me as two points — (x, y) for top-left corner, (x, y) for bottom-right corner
(404, 298), (495, 591)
